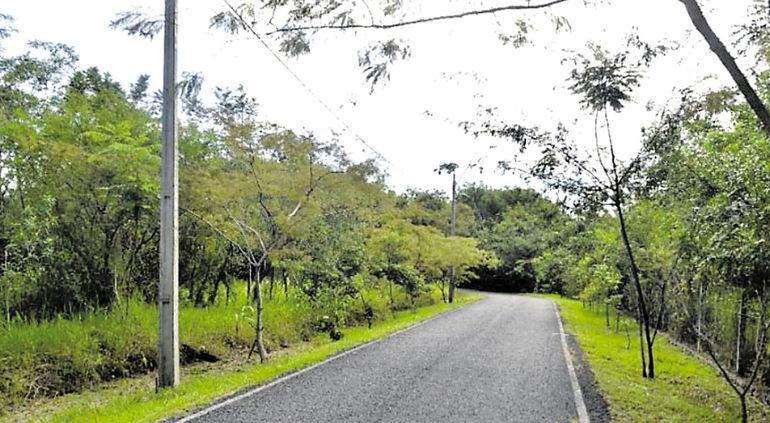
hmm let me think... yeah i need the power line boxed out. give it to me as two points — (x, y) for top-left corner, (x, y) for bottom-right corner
(222, 0), (391, 164)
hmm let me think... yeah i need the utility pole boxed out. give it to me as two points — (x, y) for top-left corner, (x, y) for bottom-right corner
(436, 162), (459, 304)
(448, 171), (456, 303)
(158, 0), (179, 389)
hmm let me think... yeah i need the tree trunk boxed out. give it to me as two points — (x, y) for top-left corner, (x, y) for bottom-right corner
(282, 270), (289, 300)
(209, 279), (221, 305)
(194, 271), (209, 306)
(605, 302), (610, 328)
(4, 291), (8, 325)
(736, 289), (745, 375)
(679, 0), (770, 136)
(3, 249), (8, 325)
(269, 274), (274, 300)
(740, 393), (748, 423)
(247, 264), (252, 301)
(113, 267), (121, 306)
(697, 279), (704, 353)
(359, 293), (373, 329)
(637, 302), (648, 378)
(249, 265), (267, 363)
(209, 248), (230, 304)
(617, 202), (654, 378)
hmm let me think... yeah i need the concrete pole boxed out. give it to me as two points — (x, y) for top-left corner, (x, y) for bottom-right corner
(158, 0), (179, 389)
(448, 172), (456, 303)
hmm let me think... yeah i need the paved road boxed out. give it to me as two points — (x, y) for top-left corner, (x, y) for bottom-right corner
(184, 293), (582, 423)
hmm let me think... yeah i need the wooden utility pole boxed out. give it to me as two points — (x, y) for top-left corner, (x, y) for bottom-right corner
(448, 171), (456, 303)
(158, 0), (179, 389)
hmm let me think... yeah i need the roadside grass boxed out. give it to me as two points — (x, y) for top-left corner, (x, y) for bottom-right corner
(541, 294), (770, 422)
(3, 290), (481, 423)
(0, 282), (421, 410)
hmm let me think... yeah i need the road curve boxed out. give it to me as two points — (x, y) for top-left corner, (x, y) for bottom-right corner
(182, 293), (583, 423)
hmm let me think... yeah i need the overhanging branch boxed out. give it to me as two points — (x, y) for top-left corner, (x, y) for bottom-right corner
(679, 0), (770, 136)
(264, 0), (573, 35)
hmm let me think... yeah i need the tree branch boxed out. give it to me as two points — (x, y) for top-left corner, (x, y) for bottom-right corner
(679, 0), (770, 136)
(181, 207), (256, 266)
(288, 169), (342, 219)
(264, 0), (574, 35)
(651, 278), (666, 345)
(594, 110), (613, 183)
(695, 325), (743, 396)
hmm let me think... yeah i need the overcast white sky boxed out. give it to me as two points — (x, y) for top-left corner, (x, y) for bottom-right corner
(1, 0), (756, 195)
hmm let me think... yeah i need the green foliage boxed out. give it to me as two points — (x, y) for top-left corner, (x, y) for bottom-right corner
(12, 292), (480, 423)
(0, 283), (446, 410)
(459, 186), (570, 293)
(0, 38), (494, 411)
(547, 295), (770, 422)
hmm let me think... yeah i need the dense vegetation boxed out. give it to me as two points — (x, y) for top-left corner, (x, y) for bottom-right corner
(5, 1), (770, 421)
(0, 35), (494, 411)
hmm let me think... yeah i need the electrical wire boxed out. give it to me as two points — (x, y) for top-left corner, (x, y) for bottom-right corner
(222, 0), (391, 164)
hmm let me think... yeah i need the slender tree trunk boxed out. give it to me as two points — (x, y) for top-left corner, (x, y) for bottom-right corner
(736, 289), (745, 374)
(194, 271), (209, 306)
(617, 202), (654, 378)
(4, 249), (9, 325)
(740, 394), (748, 423)
(605, 302), (610, 328)
(679, 0), (770, 136)
(247, 265), (252, 301)
(269, 274), (274, 300)
(4, 288), (8, 325)
(249, 265), (267, 363)
(283, 270), (289, 300)
(697, 279), (704, 353)
(209, 279), (220, 305)
(125, 278), (132, 317)
(209, 250), (230, 304)
(113, 268), (121, 306)
(637, 302), (648, 378)
(359, 293), (373, 329)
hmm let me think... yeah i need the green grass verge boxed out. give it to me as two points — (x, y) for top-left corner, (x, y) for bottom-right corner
(540, 294), (770, 422)
(8, 292), (481, 423)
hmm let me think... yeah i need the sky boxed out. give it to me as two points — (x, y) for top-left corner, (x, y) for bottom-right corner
(0, 0), (758, 196)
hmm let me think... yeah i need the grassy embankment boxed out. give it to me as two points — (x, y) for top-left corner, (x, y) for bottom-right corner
(1, 284), (481, 422)
(544, 294), (770, 422)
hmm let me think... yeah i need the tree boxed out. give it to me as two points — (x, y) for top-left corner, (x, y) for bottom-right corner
(673, 109), (770, 423)
(461, 187), (570, 293)
(110, 0), (770, 139)
(482, 40), (667, 378)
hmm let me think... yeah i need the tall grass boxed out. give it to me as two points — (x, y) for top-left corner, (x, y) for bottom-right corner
(0, 282), (440, 412)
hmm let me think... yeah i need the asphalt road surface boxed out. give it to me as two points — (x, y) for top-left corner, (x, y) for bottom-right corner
(182, 293), (585, 423)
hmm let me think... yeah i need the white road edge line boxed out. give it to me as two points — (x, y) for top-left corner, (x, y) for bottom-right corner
(553, 302), (591, 423)
(175, 302), (476, 422)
